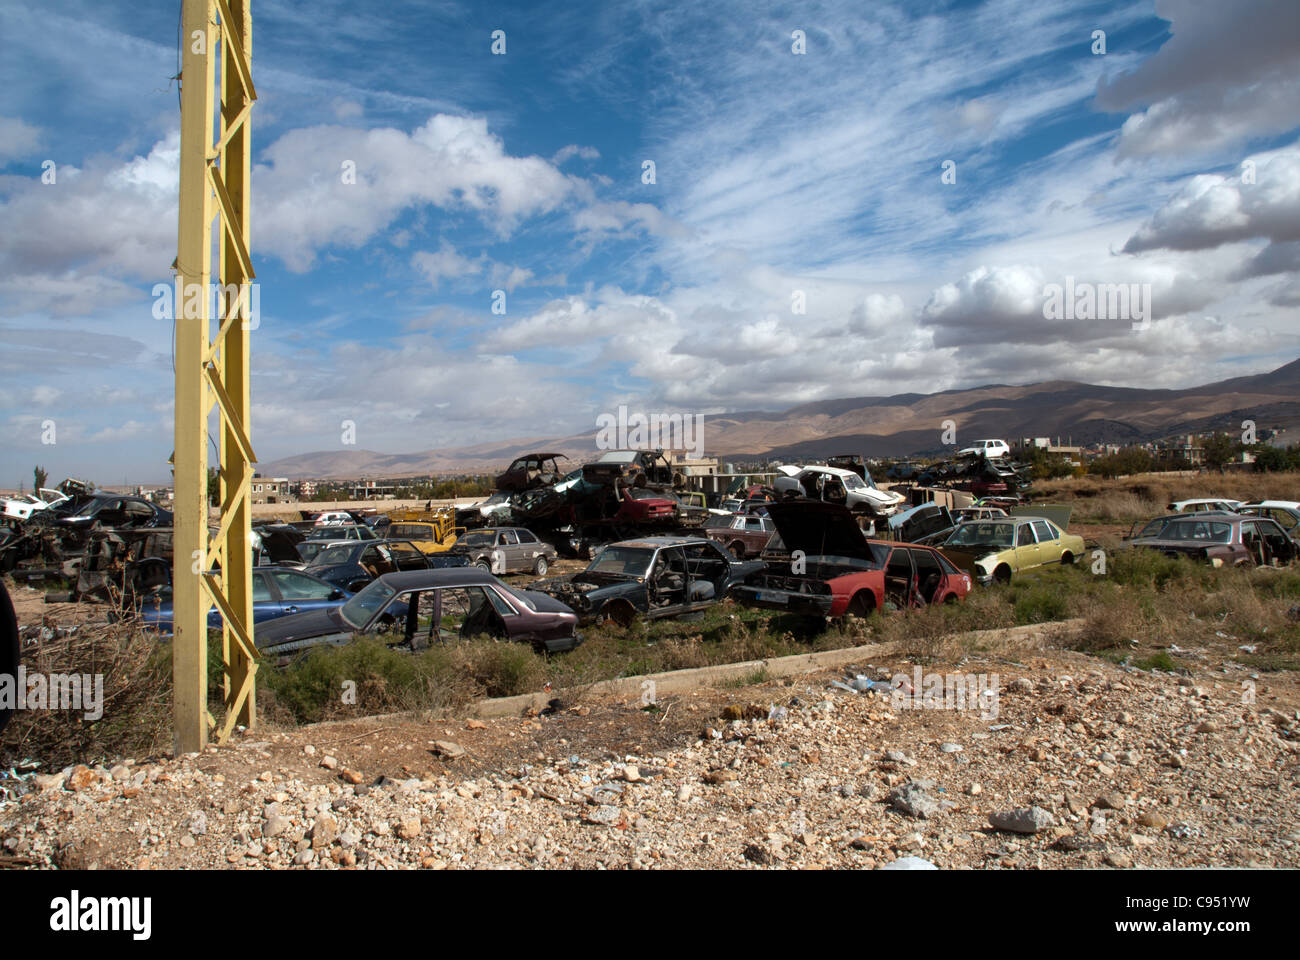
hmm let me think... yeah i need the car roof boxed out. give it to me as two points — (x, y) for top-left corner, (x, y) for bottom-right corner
(800, 465), (857, 478)
(374, 568), (502, 590)
(607, 536), (712, 548)
(1241, 501), (1300, 509)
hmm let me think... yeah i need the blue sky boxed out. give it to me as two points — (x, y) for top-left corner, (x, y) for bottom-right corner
(2, 0), (1298, 484)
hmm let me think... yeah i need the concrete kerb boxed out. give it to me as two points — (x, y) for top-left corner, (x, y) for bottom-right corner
(472, 617), (1087, 719)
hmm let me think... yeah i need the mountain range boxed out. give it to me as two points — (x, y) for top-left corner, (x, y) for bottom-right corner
(258, 358), (1300, 478)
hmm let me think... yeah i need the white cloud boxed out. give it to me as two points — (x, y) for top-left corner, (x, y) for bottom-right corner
(0, 116), (41, 161)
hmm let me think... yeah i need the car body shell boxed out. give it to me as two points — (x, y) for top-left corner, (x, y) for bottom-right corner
(704, 513), (777, 557)
(449, 526), (558, 575)
(495, 452), (568, 493)
(135, 567), (351, 635)
(732, 501), (971, 617)
(305, 538), (466, 592)
(939, 516), (1085, 584)
(1127, 514), (1296, 567)
(533, 536), (764, 625)
(774, 465), (904, 517)
(253, 568), (581, 656)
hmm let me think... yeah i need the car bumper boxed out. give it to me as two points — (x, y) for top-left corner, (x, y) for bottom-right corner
(733, 585), (833, 616)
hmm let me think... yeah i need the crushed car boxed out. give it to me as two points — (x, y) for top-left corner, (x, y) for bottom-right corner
(495, 452), (568, 492)
(774, 464), (905, 519)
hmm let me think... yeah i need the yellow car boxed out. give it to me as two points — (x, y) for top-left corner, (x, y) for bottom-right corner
(939, 516), (1085, 585)
(387, 508), (463, 555)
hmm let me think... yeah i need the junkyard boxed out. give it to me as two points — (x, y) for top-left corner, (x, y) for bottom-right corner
(1, 1), (1297, 939)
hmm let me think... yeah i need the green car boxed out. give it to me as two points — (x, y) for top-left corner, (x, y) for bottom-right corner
(939, 516), (1085, 585)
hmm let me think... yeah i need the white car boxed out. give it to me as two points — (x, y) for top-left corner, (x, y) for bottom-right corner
(1168, 498), (1242, 514)
(774, 464), (905, 517)
(1, 487), (71, 520)
(957, 439), (1011, 459)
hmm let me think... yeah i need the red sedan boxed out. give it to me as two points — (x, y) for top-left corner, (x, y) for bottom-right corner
(732, 500), (971, 617)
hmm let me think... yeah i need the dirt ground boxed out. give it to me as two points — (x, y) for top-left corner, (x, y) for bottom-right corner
(2, 618), (1296, 870)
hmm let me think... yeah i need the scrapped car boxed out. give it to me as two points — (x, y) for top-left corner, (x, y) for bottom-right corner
(614, 486), (678, 525)
(534, 536), (764, 626)
(581, 449), (674, 488)
(957, 439), (1011, 459)
(495, 452), (568, 493)
(134, 567), (352, 635)
(53, 494), (172, 530)
(305, 539), (465, 592)
(939, 516), (1085, 584)
(1127, 514), (1296, 567)
(250, 523), (306, 566)
(254, 568), (582, 656)
(2, 487), (72, 521)
(387, 507), (463, 554)
(888, 503), (956, 544)
(449, 527), (558, 575)
(1168, 498), (1242, 514)
(704, 513), (776, 558)
(456, 492), (515, 528)
(1237, 501), (1300, 537)
(302, 523), (375, 542)
(732, 501), (971, 618)
(953, 506), (1009, 522)
(669, 491), (709, 527)
(774, 465), (905, 518)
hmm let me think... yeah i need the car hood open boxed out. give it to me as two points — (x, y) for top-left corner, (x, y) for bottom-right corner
(763, 500), (876, 561)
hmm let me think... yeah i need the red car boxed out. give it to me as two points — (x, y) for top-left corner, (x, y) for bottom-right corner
(615, 487), (677, 525)
(733, 500), (971, 618)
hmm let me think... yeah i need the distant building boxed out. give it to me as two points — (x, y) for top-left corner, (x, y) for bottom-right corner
(250, 476), (291, 504)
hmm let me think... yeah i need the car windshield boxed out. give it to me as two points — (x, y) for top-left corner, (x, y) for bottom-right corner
(842, 473), (866, 490)
(945, 522), (1016, 548)
(482, 493), (510, 506)
(587, 546), (654, 578)
(458, 531), (497, 546)
(311, 545), (355, 566)
(597, 451), (638, 464)
(340, 580), (397, 630)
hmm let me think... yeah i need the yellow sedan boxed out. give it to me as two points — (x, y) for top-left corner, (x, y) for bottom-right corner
(939, 516), (1085, 585)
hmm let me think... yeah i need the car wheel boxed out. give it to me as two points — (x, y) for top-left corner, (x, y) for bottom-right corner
(993, 565), (1012, 585)
(727, 541), (746, 559)
(474, 560), (491, 572)
(846, 591), (875, 618)
(533, 556), (549, 576)
(605, 600), (637, 628)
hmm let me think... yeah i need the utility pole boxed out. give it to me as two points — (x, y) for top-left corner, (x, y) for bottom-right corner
(173, 0), (257, 754)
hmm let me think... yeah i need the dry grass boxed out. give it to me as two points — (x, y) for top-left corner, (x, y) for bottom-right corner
(1034, 471), (1300, 523)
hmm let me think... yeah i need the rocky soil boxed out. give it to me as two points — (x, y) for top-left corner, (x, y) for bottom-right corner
(3, 633), (1297, 870)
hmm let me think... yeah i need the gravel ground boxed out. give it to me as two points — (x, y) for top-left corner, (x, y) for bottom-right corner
(3, 634), (1297, 870)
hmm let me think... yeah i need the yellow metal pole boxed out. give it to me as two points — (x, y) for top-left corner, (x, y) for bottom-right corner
(173, 0), (216, 755)
(219, 0), (256, 731)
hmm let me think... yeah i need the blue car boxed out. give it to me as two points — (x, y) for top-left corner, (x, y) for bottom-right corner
(135, 567), (352, 635)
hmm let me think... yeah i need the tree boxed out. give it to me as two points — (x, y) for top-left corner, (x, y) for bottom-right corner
(1201, 432), (1237, 473)
(33, 466), (48, 492)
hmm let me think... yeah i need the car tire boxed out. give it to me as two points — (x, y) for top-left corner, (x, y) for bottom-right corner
(727, 541), (746, 559)
(846, 591), (875, 618)
(534, 556), (549, 576)
(475, 560), (491, 572)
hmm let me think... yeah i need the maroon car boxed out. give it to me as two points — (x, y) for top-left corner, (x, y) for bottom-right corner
(1127, 514), (1296, 567)
(705, 513), (777, 558)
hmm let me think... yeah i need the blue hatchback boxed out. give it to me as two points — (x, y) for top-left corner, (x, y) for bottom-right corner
(136, 567), (352, 635)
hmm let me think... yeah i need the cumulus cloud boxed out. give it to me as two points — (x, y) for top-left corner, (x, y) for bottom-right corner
(1123, 145), (1300, 253)
(1095, 0), (1300, 155)
(0, 116), (41, 161)
(256, 114), (574, 271)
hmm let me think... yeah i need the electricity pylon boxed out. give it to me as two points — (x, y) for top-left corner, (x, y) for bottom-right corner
(174, 0), (257, 754)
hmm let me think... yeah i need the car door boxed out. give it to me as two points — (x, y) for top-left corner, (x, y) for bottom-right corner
(498, 528), (523, 571)
(1031, 520), (1060, 563)
(268, 569), (341, 617)
(883, 547), (915, 608)
(209, 571), (276, 628)
(1013, 522), (1041, 571)
(386, 541), (429, 572)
